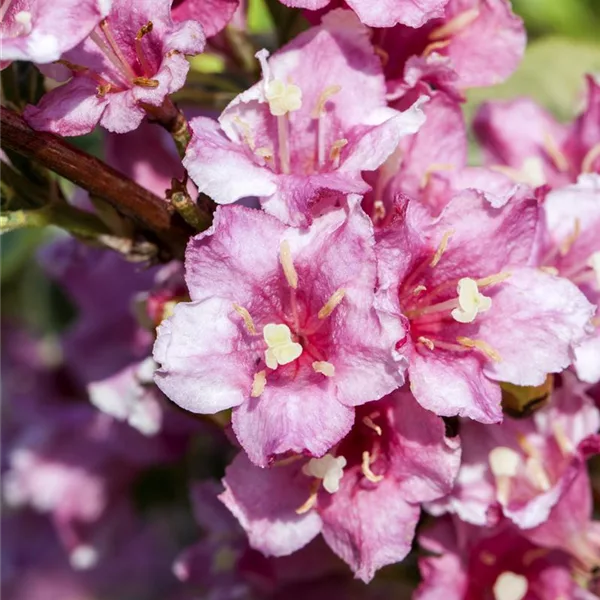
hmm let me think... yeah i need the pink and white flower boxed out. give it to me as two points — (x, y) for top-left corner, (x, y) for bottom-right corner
(23, 0), (205, 135)
(219, 390), (460, 581)
(153, 200), (406, 466)
(427, 373), (600, 529)
(375, 189), (594, 423)
(0, 0), (110, 67)
(183, 10), (425, 226)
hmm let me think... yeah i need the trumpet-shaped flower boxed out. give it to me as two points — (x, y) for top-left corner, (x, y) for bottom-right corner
(376, 189), (594, 423)
(219, 390), (461, 582)
(153, 201), (406, 466)
(23, 0), (205, 135)
(183, 10), (425, 226)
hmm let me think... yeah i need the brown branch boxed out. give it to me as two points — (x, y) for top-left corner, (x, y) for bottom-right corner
(0, 106), (191, 258)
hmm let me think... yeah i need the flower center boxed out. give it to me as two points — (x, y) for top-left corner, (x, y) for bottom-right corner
(493, 572), (528, 600)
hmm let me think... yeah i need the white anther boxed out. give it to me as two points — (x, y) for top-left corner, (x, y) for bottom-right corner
(312, 361), (335, 377)
(488, 446), (521, 478)
(70, 545), (99, 571)
(302, 454), (346, 494)
(263, 323), (302, 369)
(265, 79), (302, 116)
(589, 252), (600, 287)
(451, 277), (492, 323)
(14, 11), (33, 34)
(493, 572), (528, 600)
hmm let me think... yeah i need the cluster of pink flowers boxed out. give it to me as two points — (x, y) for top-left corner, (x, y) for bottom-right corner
(2, 0), (600, 598)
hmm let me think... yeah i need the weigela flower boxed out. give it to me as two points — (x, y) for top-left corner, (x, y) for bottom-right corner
(539, 174), (600, 383)
(23, 0), (205, 135)
(416, 516), (586, 600)
(376, 0), (525, 104)
(0, 0), (110, 66)
(524, 467), (600, 584)
(153, 201), (406, 466)
(171, 0), (239, 38)
(280, 0), (450, 28)
(219, 390), (460, 582)
(427, 373), (600, 529)
(474, 75), (600, 188)
(183, 10), (425, 226)
(375, 190), (594, 423)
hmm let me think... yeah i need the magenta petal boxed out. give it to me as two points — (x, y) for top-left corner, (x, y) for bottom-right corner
(346, 0), (449, 28)
(220, 453), (322, 556)
(320, 475), (420, 582)
(231, 374), (355, 467)
(409, 349), (503, 423)
(23, 77), (108, 136)
(480, 268), (595, 386)
(153, 299), (253, 414)
(171, 0), (239, 38)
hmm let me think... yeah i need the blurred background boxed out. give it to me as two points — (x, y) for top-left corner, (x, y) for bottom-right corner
(3, 0), (600, 330)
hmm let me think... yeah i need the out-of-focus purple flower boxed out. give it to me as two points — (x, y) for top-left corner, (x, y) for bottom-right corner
(428, 373), (600, 528)
(474, 75), (600, 188)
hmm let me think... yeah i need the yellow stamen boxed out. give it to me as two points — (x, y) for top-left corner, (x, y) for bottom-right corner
(430, 230), (455, 267)
(311, 85), (341, 118)
(559, 218), (580, 256)
(489, 446), (520, 505)
(476, 271), (512, 288)
(373, 200), (386, 223)
(251, 370), (267, 397)
(233, 117), (256, 150)
(312, 361), (335, 377)
(318, 288), (345, 320)
(480, 551), (496, 566)
(543, 132), (569, 172)
(233, 303), (257, 334)
(428, 8), (480, 41)
(373, 46), (389, 66)
(255, 147), (273, 161)
(420, 163), (455, 189)
(413, 284), (427, 295)
(552, 422), (573, 456)
(135, 21), (153, 39)
(422, 39), (451, 57)
(132, 77), (159, 88)
(523, 548), (549, 566)
(279, 240), (298, 289)
(295, 480), (320, 514)
(362, 416), (382, 436)
(329, 138), (348, 164)
(539, 266), (559, 276)
(361, 451), (384, 483)
(418, 336), (435, 350)
(97, 84), (112, 96)
(582, 143), (600, 174)
(456, 337), (502, 362)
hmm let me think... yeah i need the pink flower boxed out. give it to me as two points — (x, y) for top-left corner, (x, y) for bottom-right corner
(281, 0), (450, 28)
(171, 0), (239, 38)
(23, 0), (205, 136)
(416, 516), (584, 600)
(375, 190), (594, 423)
(375, 0), (525, 104)
(183, 10), (425, 226)
(539, 174), (600, 383)
(427, 373), (600, 529)
(474, 75), (600, 188)
(219, 390), (460, 582)
(0, 0), (110, 66)
(153, 201), (406, 466)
